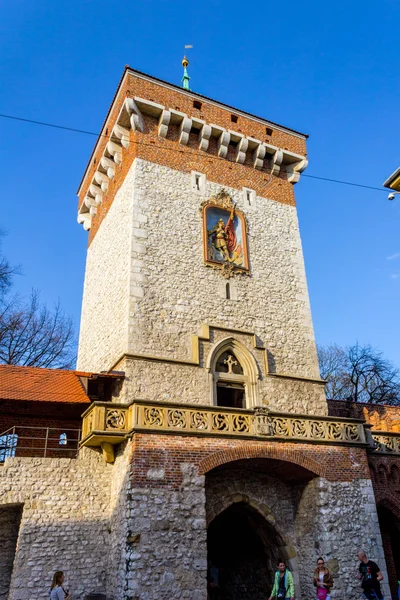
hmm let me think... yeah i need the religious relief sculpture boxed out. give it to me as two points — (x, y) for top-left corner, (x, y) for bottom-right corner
(202, 190), (249, 278)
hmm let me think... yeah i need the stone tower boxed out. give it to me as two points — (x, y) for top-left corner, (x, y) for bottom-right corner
(77, 66), (326, 415)
(0, 66), (394, 600)
(73, 67), (388, 600)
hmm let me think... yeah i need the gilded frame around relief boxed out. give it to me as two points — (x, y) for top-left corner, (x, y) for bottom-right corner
(202, 190), (249, 278)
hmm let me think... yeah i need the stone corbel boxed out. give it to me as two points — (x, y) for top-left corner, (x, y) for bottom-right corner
(158, 110), (171, 138)
(107, 141), (122, 165)
(100, 442), (115, 464)
(217, 130), (230, 158)
(100, 157), (115, 180)
(271, 149), (283, 176)
(253, 142), (266, 170)
(286, 158), (308, 184)
(77, 212), (91, 231)
(124, 98), (143, 132)
(93, 171), (109, 193)
(198, 124), (212, 151)
(179, 116), (192, 145)
(236, 136), (248, 164)
(113, 124), (130, 148)
(89, 184), (103, 206)
(84, 195), (99, 217)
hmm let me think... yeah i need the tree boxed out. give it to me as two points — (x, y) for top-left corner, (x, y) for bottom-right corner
(318, 343), (400, 405)
(0, 233), (75, 369)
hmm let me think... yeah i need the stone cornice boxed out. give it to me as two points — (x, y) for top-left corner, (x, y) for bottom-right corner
(77, 67), (308, 196)
(107, 323), (325, 386)
(77, 73), (308, 230)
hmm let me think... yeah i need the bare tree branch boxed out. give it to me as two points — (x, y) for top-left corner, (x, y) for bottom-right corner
(318, 343), (400, 405)
(0, 229), (76, 369)
(0, 291), (76, 369)
(0, 230), (20, 296)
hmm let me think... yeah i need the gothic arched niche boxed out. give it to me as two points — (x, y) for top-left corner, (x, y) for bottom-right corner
(206, 338), (260, 409)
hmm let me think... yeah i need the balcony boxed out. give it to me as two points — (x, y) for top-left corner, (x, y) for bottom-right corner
(0, 426), (81, 462)
(80, 400), (368, 462)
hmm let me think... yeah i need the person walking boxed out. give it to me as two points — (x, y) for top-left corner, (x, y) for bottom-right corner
(50, 571), (70, 600)
(268, 560), (295, 600)
(356, 550), (384, 600)
(313, 557), (333, 600)
(207, 561), (221, 600)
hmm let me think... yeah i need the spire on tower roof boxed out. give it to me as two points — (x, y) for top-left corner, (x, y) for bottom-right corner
(181, 45), (192, 90)
(181, 55), (190, 90)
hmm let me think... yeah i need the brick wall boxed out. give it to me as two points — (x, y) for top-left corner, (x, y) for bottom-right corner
(130, 433), (371, 486)
(0, 402), (86, 459)
(327, 400), (400, 432)
(0, 401), (85, 431)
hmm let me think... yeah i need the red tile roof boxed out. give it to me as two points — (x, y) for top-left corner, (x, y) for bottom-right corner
(0, 365), (91, 403)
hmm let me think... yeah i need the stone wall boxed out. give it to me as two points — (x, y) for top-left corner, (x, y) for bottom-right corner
(0, 504), (22, 600)
(0, 434), (392, 600)
(0, 449), (112, 600)
(123, 433), (389, 600)
(106, 441), (132, 600)
(77, 162), (136, 373)
(293, 477), (391, 600)
(77, 158), (326, 415)
(121, 463), (207, 600)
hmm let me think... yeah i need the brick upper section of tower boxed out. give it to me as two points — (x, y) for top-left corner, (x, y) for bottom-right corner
(78, 67), (308, 244)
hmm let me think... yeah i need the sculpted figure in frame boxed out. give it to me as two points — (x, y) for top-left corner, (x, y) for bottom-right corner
(203, 192), (249, 275)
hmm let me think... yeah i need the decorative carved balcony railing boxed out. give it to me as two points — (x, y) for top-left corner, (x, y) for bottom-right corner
(80, 400), (367, 462)
(371, 432), (400, 455)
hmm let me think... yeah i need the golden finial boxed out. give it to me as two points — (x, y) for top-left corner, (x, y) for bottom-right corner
(182, 56), (189, 68)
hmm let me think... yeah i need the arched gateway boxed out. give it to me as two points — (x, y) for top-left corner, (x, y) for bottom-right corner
(205, 457), (317, 599)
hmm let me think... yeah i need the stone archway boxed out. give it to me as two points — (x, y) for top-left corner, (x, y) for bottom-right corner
(199, 444), (326, 478)
(377, 501), (400, 599)
(205, 457), (318, 600)
(207, 501), (286, 600)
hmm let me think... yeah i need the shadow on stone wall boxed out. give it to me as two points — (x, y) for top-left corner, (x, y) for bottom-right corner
(0, 504), (22, 600)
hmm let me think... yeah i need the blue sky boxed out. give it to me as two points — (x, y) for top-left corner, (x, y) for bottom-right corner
(1, 0), (400, 368)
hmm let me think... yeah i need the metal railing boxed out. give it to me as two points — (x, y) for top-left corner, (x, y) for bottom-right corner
(0, 426), (81, 462)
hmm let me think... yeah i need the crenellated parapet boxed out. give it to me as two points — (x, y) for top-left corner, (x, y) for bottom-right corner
(77, 70), (309, 231)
